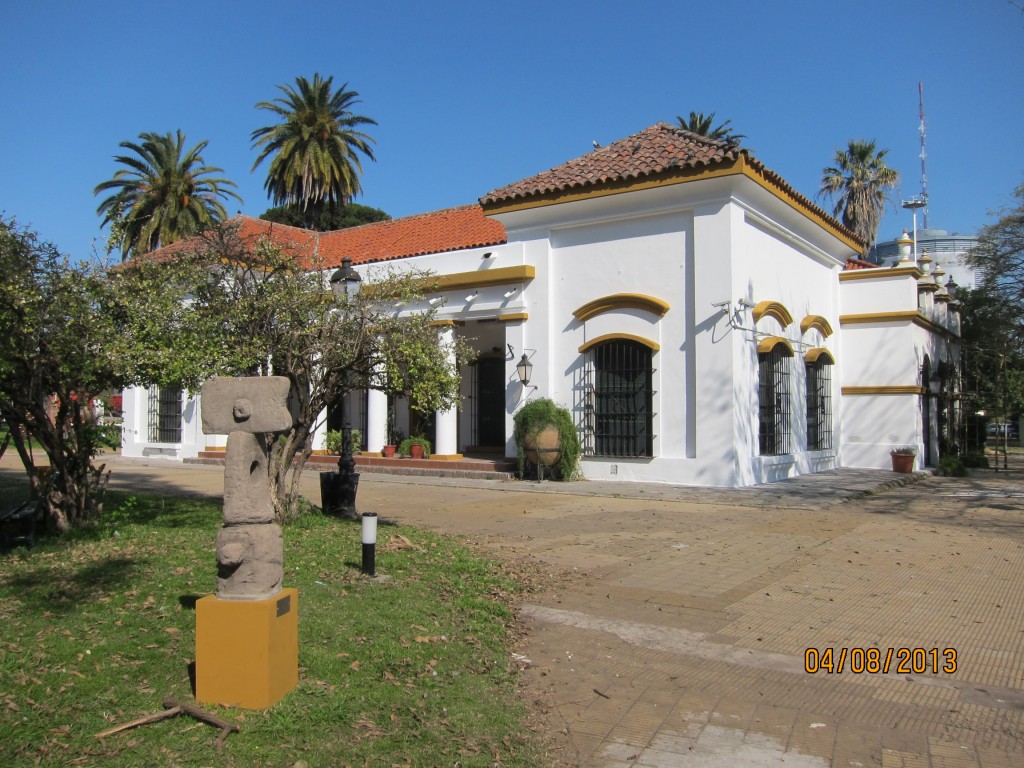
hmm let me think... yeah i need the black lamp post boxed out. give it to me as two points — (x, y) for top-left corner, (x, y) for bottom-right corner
(321, 258), (363, 518)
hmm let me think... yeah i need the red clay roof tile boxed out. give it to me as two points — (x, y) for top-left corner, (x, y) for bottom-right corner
(480, 122), (742, 206)
(319, 204), (505, 267)
(141, 206), (506, 270)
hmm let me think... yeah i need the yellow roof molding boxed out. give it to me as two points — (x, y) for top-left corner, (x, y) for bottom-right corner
(842, 385), (925, 396)
(579, 333), (660, 354)
(804, 347), (835, 364)
(429, 319), (463, 328)
(756, 336), (795, 356)
(497, 312), (528, 322)
(752, 300), (794, 328)
(800, 314), (834, 338)
(427, 265), (536, 291)
(839, 266), (922, 282)
(572, 293), (670, 322)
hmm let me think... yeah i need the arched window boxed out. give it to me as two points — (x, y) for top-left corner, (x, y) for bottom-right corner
(805, 350), (835, 451)
(757, 338), (794, 456)
(584, 339), (654, 457)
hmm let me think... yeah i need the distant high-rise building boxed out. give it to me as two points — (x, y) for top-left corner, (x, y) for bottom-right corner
(869, 228), (979, 289)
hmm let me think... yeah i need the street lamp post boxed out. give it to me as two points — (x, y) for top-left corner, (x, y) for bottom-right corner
(321, 258), (362, 518)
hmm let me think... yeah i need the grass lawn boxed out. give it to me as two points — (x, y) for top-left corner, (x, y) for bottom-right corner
(0, 485), (549, 767)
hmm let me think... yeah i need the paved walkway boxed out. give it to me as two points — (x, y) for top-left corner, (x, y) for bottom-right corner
(6, 453), (1023, 766)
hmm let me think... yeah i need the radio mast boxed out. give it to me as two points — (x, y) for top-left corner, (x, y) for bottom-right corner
(918, 81), (929, 229)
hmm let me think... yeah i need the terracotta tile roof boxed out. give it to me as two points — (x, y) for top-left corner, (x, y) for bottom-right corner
(138, 216), (319, 264)
(480, 122), (743, 207)
(479, 121), (862, 250)
(844, 257), (877, 270)
(140, 206), (506, 270)
(319, 204), (505, 267)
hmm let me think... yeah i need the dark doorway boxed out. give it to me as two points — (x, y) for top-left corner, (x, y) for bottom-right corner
(477, 357), (506, 447)
(922, 356), (932, 466)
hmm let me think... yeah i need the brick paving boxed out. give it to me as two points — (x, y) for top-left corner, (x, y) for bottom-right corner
(8, 452), (1022, 767)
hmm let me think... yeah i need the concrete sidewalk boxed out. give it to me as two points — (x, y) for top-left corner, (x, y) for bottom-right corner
(7, 453), (1023, 766)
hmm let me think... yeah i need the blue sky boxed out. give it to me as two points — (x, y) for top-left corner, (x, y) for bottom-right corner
(2, 0), (1022, 260)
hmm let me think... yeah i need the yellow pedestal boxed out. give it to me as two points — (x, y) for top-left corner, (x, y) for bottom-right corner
(195, 588), (298, 709)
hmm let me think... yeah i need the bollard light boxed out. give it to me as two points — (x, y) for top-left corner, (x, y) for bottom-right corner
(361, 512), (378, 577)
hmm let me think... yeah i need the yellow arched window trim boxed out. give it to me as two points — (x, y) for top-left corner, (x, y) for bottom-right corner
(572, 293), (670, 322)
(756, 336), (794, 356)
(752, 300), (794, 329)
(804, 347), (835, 364)
(579, 333), (660, 354)
(799, 314), (834, 338)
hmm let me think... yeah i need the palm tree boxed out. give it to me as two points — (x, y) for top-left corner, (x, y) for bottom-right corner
(819, 140), (900, 255)
(675, 111), (746, 145)
(94, 131), (240, 260)
(251, 74), (377, 230)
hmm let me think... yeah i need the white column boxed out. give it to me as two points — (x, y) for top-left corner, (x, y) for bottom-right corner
(434, 324), (460, 459)
(367, 387), (387, 452)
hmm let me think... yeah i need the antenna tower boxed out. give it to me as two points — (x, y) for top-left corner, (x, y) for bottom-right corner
(918, 81), (929, 228)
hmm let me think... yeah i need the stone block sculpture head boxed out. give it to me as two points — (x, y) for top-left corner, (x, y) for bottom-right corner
(200, 376), (295, 600)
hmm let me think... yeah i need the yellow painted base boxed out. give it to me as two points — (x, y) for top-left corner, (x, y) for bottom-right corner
(195, 588), (298, 709)
(430, 454), (464, 461)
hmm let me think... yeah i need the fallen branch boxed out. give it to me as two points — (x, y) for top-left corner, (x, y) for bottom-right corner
(96, 697), (241, 753)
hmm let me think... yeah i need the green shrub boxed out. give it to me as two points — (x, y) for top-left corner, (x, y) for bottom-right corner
(399, 435), (431, 458)
(961, 451), (990, 468)
(512, 398), (580, 480)
(325, 428), (362, 454)
(936, 457), (969, 477)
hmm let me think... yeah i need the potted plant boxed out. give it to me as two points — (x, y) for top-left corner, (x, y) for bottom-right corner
(399, 435), (431, 460)
(513, 398), (580, 481)
(890, 446), (916, 473)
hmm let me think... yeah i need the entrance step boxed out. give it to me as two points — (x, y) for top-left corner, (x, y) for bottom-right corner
(190, 451), (517, 481)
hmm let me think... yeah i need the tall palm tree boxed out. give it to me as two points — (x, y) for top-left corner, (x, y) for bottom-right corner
(675, 111), (746, 145)
(251, 74), (377, 230)
(819, 139), (900, 255)
(94, 130), (240, 260)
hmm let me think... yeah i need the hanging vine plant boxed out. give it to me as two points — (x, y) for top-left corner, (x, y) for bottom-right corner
(512, 398), (581, 480)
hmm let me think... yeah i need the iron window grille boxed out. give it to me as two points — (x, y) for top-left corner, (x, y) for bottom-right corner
(148, 386), (183, 444)
(582, 339), (655, 457)
(758, 345), (792, 456)
(805, 358), (833, 451)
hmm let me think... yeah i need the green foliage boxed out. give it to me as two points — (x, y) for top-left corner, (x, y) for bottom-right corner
(892, 446), (917, 455)
(111, 222), (466, 520)
(512, 398), (581, 481)
(324, 428), (361, 454)
(0, 218), (120, 532)
(936, 457), (969, 477)
(398, 435), (432, 458)
(961, 451), (990, 468)
(961, 181), (1024, 424)
(260, 201), (390, 231)
(675, 111), (746, 145)
(0, 489), (545, 766)
(85, 423), (122, 450)
(252, 73), (377, 229)
(957, 285), (1024, 424)
(818, 139), (899, 255)
(94, 130), (240, 260)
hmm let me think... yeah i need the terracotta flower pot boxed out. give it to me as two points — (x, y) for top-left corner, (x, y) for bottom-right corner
(523, 425), (561, 467)
(890, 452), (915, 473)
(410, 444), (425, 460)
(382, 445), (396, 458)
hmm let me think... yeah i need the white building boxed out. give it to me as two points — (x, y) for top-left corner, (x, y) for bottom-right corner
(121, 122), (961, 484)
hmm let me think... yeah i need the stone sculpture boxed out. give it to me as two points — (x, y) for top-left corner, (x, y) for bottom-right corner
(200, 376), (294, 600)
